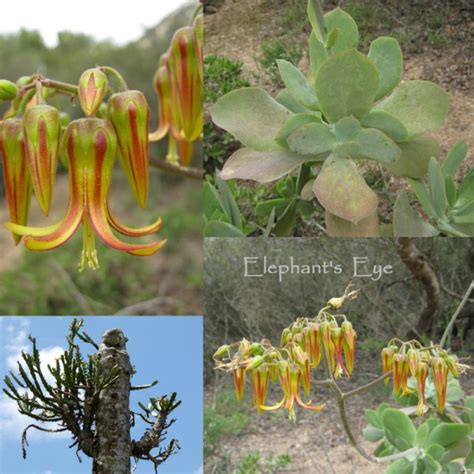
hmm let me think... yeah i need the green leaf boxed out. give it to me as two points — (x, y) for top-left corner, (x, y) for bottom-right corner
(408, 178), (437, 219)
(421, 453), (443, 473)
(426, 423), (471, 449)
(324, 8), (359, 53)
(274, 199), (298, 236)
(387, 136), (440, 178)
(445, 176), (457, 207)
(287, 122), (336, 155)
(426, 444), (446, 462)
(384, 458), (414, 474)
(307, 0), (327, 43)
(353, 128), (400, 165)
(442, 437), (471, 464)
(416, 422), (431, 448)
(393, 192), (439, 237)
(366, 408), (383, 429)
(375, 80), (449, 137)
(220, 148), (312, 183)
(215, 178), (243, 230)
(361, 110), (408, 142)
(210, 87), (292, 151)
(456, 170), (474, 208)
(326, 28), (339, 49)
(363, 426), (385, 442)
(314, 156), (378, 224)
(314, 49), (379, 123)
(374, 440), (394, 457)
(441, 142), (468, 178)
(382, 408), (416, 452)
(309, 32), (328, 78)
(368, 37), (403, 100)
(204, 221), (245, 237)
(276, 89), (312, 113)
(276, 113), (322, 148)
(335, 116), (361, 141)
(428, 158), (448, 218)
(463, 396), (474, 426)
(325, 211), (380, 237)
(444, 462), (463, 474)
(446, 378), (464, 403)
(297, 199), (315, 217)
(277, 60), (318, 109)
(203, 181), (227, 220)
(255, 198), (293, 218)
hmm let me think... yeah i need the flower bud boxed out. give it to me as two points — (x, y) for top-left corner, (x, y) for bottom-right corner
(309, 323), (322, 368)
(238, 338), (250, 355)
(0, 80), (18, 101)
(0, 118), (32, 244)
(281, 328), (291, 347)
(23, 104), (61, 214)
(327, 296), (345, 310)
(321, 321), (335, 373)
(108, 90), (149, 208)
(150, 61), (171, 142)
(445, 355), (459, 378)
(79, 68), (108, 117)
(213, 344), (230, 359)
(246, 355), (264, 371)
(407, 348), (420, 378)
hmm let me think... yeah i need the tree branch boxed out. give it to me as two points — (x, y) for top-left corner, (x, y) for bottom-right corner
(149, 156), (203, 180)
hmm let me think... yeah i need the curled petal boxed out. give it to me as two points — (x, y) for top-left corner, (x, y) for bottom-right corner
(107, 205), (162, 237)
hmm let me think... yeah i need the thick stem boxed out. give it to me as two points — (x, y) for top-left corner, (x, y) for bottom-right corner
(93, 329), (133, 474)
(440, 281), (474, 349)
(100, 66), (129, 92)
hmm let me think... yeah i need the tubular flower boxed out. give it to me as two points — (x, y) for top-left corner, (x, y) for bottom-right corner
(0, 119), (32, 244)
(149, 61), (171, 142)
(416, 362), (429, 416)
(309, 323), (322, 368)
(167, 26), (203, 142)
(321, 322), (336, 373)
(233, 367), (246, 401)
(381, 347), (395, 385)
(407, 348), (420, 378)
(78, 68), (108, 117)
(193, 14), (203, 80)
(293, 346), (311, 396)
(341, 321), (356, 376)
(262, 361), (325, 421)
(5, 118), (165, 271)
(23, 104), (60, 214)
(393, 353), (410, 396)
(431, 356), (449, 413)
(108, 91), (150, 208)
(250, 367), (269, 414)
(331, 327), (347, 378)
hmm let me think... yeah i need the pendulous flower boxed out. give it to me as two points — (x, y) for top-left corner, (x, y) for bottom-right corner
(416, 362), (429, 416)
(22, 104), (61, 214)
(250, 366), (269, 414)
(381, 346), (395, 385)
(78, 68), (108, 117)
(431, 356), (449, 413)
(5, 118), (165, 271)
(233, 367), (246, 401)
(0, 118), (32, 244)
(341, 321), (356, 376)
(108, 90), (150, 208)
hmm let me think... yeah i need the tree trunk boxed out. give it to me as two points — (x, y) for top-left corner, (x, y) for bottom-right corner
(395, 238), (440, 335)
(93, 329), (133, 474)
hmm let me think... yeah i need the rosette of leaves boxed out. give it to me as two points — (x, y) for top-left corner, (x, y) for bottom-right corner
(393, 142), (474, 237)
(363, 398), (474, 473)
(210, 0), (450, 237)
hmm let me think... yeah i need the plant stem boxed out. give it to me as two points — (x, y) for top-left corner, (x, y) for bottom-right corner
(100, 66), (128, 92)
(440, 280), (474, 349)
(343, 371), (392, 399)
(149, 156), (203, 180)
(42, 79), (78, 95)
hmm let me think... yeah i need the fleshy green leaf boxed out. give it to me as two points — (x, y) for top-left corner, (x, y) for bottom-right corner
(363, 426), (385, 442)
(210, 87), (292, 151)
(375, 80), (449, 137)
(255, 198), (293, 218)
(314, 49), (379, 123)
(335, 116), (361, 141)
(204, 221), (244, 237)
(287, 122), (336, 155)
(324, 8), (359, 53)
(307, 0), (327, 43)
(456, 170), (474, 208)
(309, 32), (328, 78)
(441, 437), (471, 464)
(426, 423), (471, 449)
(428, 157), (448, 218)
(384, 458), (414, 474)
(361, 110), (408, 142)
(393, 192), (439, 237)
(441, 142), (468, 178)
(325, 211), (379, 237)
(366, 408), (383, 429)
(352, 128), (400, 165)
(445, 176), (457, 207)
(313, 155), (378, 224)
(368, 37), (403, 100)
(382, 408), (416, 452)
(276, 89), (312, 113)
(203, 181), (226, 220)
(415, 422), (430, 448)
(387, 136), (440, 178)
(273, 199), (298, 236)
(220, 148), (312, 183)
(277, 60), (318, 109)
(408, 178), (437, 219)
(426, 444), (446, 462)
(215, 177), (242, 230)
(276, 113), (322, 148)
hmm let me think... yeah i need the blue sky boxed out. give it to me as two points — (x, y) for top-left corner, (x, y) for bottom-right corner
(0, 316), (203, 474)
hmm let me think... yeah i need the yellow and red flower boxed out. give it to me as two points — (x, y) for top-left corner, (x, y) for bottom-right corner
(341, 321), (356, 376)
(233, 367), (246, 401)
(78, 68), (108, 117)
(416, 361), (429, 416)
(250, 367), (269, 414)
(431, 356), (449, 413)
(5, 118), (165, 271)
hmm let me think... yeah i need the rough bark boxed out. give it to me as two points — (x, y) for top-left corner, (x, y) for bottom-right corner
(93, 329), (133, 474)
(395, 238), (440, 335)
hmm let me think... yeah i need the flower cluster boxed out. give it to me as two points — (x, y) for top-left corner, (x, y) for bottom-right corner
(381, 340), (462, 415)
(0, 69), (165, 271)
(214, 293), (357, 420)
(150, 11), (203, 166)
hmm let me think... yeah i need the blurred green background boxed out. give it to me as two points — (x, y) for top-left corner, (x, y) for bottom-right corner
(0, 3), (203, 316)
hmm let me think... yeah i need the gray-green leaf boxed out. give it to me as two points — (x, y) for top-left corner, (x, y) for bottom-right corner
(361, 110), (408, 142)
(277, 60), (318, 109)
(287, 122), (336, 155)
(393, 192), (439, 237)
